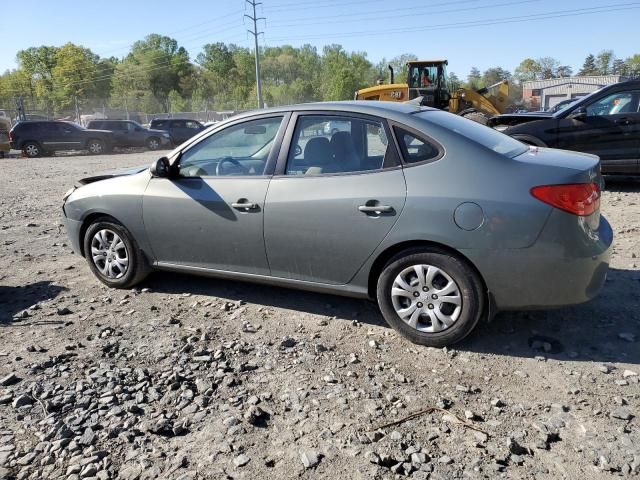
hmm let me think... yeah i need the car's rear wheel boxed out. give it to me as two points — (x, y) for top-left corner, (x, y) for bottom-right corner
(83, 218), (149, 288)
(87, 139), (105, 155)
(23, 142), (41, 158)
(377, 249), (484, 347)
(146, 137), (160, 150)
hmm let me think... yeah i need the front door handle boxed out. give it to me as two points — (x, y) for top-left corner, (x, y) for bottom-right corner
(358, 205), (394, 214)
(615, 117), (633, 126)
(231, 200), (259, 211)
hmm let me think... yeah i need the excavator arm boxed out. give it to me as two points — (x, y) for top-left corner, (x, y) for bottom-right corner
(450, 80), (510, 117)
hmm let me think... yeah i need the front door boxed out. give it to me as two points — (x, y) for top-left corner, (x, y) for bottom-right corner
(556, 90), (640, 173)
(142, 115), (285, 274)
(264, 113), (406, 285)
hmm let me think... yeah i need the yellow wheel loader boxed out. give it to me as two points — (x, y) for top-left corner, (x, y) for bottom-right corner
(355, 60), (509, 124)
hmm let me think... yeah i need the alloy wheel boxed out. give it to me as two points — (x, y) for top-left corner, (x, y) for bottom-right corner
(25, 144), (39, 157)
(91, 229), (128, 279)
(88, 141), (103, 154)
(390, 264), (462, 333)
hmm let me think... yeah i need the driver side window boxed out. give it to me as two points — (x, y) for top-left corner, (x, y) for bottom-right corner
(586, 92), (638, 117)
(179, 116), (283, 177)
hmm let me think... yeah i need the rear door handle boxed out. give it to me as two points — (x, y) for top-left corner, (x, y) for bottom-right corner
(231, 200), (259, 210)
(358, 205), (394, 213)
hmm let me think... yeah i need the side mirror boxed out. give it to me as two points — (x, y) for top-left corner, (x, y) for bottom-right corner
(150, 156), (170, 178)
(568, 107), (587, 121)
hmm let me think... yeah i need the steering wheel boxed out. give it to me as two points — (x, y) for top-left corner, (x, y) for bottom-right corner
(216, 157), (249, 176)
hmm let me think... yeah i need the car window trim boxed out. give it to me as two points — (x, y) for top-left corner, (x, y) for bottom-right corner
(171, 112), (292, 180)
(273, 110), (401, 178)
(387, 120), (445, 167)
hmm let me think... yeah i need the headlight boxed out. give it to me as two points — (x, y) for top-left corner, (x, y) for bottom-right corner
(493, 125), (509, 132)
(63, 187), (76, 202)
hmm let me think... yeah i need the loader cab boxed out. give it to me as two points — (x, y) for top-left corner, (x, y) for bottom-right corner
(406, 60), (451, 109)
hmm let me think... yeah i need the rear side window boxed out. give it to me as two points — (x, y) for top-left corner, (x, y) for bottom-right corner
(393, 127), (440, 164)
(286, 115), (390, 176)
(419, 110), (527, 157)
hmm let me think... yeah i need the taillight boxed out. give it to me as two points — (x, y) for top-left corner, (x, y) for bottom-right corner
(531, 183), (600, 216)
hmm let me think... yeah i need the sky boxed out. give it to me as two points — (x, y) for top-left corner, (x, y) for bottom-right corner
(1, 0), (639, 78)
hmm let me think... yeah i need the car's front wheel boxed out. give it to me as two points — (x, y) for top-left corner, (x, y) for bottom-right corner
(377, 249), (484, 347)
(83, 218), (149, 288)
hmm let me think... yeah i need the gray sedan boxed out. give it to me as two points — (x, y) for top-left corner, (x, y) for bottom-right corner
(62, 101), (612, 347)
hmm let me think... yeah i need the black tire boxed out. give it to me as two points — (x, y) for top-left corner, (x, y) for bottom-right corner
(87, 139), (105, 155)
(376, 248), (485, 347)
(23, 141), (42, 158)
(460, 111), (489, 125)
(146, 137), (161, 150)
(83, 218), (149, 289)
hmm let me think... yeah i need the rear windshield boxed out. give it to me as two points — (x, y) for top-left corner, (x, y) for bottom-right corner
(417, 110), (527, 158)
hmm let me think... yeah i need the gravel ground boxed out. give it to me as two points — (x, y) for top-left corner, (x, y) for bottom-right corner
(0, 151), (639, 480)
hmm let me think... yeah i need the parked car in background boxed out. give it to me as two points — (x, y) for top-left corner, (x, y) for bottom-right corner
(9, 120), (114, 157)
(87, 120), (171, 150)
(62, 101), (611, 347)
(490, 80), (640, 174)
(546, 98), (578, 113)
(148, 118), (205, 146)
(0, 116), (11, 157)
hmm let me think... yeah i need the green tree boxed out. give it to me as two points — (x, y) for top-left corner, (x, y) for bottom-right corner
(51, 43), (101, 111)
(537, 57), (560, 79)
(625, 54), (640, 76)
(514, 58), (541, 83)
(595, 50), (615, 75)
(578, 54), (597, 76)
(467, 67), (482, 89)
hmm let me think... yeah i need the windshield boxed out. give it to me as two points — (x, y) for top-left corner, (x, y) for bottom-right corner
(418, 110), (527, 158)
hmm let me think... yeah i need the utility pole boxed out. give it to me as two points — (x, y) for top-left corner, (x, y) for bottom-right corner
(245, 0), (265, 109)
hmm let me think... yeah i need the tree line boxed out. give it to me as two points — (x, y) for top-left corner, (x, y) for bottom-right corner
(0, 34), (638, 116)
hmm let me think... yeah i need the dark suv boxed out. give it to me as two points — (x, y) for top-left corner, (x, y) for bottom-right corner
(9, 121), (113, 158)
(149, 118), (205, 146)
(87, 120), (171, 150)
(490, 80), (640, 175)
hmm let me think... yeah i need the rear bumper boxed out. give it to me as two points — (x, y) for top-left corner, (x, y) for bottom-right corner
(464, 213), (612, 310)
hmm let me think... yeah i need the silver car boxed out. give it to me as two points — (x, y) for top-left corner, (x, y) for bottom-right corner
(62, 102), (612, 347)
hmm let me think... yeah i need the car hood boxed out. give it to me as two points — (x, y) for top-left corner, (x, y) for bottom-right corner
(488, 112), (553, 128)
(147, 128), (169, 134)
(76, 165), (148, 186)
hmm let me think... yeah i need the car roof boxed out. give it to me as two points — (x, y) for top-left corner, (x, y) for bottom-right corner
(151, 118), (199, 122)
(231, 101), (436, 122)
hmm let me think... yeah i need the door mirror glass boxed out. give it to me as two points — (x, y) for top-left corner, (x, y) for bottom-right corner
(150, 157), (170, 178)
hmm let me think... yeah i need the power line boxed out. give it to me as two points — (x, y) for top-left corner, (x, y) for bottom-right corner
(245, 0), (265, 109)
(264, 2), (640, 41)
(267, 0), (541, 28)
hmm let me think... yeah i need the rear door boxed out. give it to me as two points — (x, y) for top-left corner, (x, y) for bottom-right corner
(555, 90), (640, 173)
(263, 112), (406, 285)
(42, 123), (82, 150)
